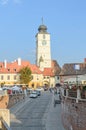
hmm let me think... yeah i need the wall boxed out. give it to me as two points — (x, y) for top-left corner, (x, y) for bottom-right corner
(0, 94), (25, 109)
(0, 109), (10, 128)
(0, 93), (26, 128)
(8, 94), (25, 108)
(0, 95), (9, 109)
(61, 96), (86, 130)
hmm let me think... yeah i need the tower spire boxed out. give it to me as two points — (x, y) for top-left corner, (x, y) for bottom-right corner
(42, 17), (43, 25)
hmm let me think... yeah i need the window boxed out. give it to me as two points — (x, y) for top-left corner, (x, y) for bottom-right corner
(8, 68), (10, 71)
(37, 78), (39, 80)
(43, 34), (45, 39)
(1, 75), (4, 80)
(14, 69), (16, 72)
(32, 76), (33, 80)
(14, 75), (17, 80)
(0, 65), (2, 68)
(7, 75), (10, 80)
(57, 76), (59, 80)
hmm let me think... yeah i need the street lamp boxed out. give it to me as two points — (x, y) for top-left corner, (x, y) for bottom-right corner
(74, 64), (81, 100)
(74, 64), (80, 86)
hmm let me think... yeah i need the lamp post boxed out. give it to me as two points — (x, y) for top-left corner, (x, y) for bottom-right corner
(74, 64), (81, 100)
(74, 64), (80, 86)
(76, 70), (78, 86)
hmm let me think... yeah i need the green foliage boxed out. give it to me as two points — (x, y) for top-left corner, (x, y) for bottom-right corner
(83, 86), (86, 90)
(19, 66), (32, 85)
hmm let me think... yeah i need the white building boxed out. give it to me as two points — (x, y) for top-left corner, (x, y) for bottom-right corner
(36, 24), (51, 69)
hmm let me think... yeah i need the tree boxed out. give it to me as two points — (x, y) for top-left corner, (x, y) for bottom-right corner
(19, 66), (32, 86)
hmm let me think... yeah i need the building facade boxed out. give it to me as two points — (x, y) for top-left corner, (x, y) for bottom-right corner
(60, 58), (86, 85)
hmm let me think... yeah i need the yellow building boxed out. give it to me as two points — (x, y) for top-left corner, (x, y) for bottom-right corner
(0, 58), (61, 88)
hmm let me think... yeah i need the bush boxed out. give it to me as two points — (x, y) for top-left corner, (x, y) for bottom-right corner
(83, 86), (86, 90)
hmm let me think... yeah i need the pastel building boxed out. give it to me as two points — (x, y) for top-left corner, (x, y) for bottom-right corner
(0, 58), (60, 88)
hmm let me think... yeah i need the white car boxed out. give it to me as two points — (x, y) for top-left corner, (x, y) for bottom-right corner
(29, 91), (38, 98)
(36, 87), (44, 91)
(35, 90), (41, 96)
(0, 87), (3, 90)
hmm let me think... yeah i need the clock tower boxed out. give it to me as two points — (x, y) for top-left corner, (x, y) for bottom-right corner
(36, 24), (51, 69)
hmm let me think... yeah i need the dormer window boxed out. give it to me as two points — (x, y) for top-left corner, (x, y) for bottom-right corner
(8, 69), (10, 71)
(0, 65), (2, 68)
(14, 69), (16, 72)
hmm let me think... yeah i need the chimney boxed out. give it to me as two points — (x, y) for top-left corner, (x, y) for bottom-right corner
(17, 58), (21, 66)
(4, 60), (7, 68)
(84, 58), (86, 63)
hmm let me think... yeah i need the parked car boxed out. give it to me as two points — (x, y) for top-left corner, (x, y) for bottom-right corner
(35, 90), (41, 96)
(29, 91), (38, 98)
(36, 87), (44, 92)
(0, 87), (3, 91)
(27, 88), (33, 94)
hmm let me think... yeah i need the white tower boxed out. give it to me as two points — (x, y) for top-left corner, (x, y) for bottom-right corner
(36, 24), (51, 68)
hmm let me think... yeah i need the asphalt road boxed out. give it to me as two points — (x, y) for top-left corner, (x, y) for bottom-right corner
(10, 91), (65, 130)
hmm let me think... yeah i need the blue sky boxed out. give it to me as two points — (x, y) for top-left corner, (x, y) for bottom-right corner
(0, 0), (86, 67)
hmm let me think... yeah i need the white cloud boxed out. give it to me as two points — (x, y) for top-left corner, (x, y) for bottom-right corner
(0, 0), (9, 5)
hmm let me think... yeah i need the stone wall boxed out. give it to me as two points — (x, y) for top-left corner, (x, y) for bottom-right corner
(0, 93), (26, 109)
(0, 93), (26, 129)
(61, 96), (86, 130)
(0, 109), (10, 128)
(8, 94), (25, 108)
(0, 95), (9, 108)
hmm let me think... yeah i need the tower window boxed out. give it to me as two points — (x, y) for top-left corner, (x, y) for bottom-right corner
(43, 34), (45, 39)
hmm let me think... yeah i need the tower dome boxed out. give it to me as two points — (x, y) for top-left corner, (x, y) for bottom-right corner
(38, 24), (47, 33)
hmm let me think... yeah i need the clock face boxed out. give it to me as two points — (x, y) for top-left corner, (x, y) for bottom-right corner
(42, 40), (47, 45)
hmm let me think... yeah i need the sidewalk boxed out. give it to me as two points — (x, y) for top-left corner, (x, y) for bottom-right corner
(45, 93), (65, 130)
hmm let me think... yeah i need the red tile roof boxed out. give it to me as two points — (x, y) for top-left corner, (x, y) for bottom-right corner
(0, 59), (61, 76)
(51, 60), (61, 75)
(43, 68), (54, 76)
(0, 60), (42, 74)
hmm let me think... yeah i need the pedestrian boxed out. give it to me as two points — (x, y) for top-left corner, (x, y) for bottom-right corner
(49, 88), (52, 93)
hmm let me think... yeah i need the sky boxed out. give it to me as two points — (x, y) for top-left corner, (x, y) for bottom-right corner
(0, 0), (86, 67)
